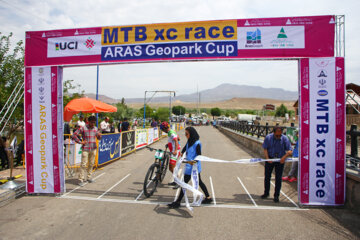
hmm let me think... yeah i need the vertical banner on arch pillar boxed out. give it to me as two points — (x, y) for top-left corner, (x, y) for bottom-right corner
(25, 66), (65, 193)
(299, 57), (345, 206)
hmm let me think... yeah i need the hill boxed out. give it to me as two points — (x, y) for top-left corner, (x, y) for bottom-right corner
(85, 83), (298, 105)
(128, 97), (295, 110)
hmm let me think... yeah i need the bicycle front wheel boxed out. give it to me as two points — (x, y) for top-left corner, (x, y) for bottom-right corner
(143, 163), (160, 198)
(160, 154), (170, 182)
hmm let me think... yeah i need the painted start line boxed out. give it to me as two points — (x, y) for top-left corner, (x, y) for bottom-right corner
(59, 172), (306, 211)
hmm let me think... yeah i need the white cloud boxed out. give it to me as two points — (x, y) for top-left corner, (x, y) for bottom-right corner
(1, 0), (359, 99)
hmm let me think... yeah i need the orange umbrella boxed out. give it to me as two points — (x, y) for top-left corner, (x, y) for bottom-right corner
(64, 97), (117, 121)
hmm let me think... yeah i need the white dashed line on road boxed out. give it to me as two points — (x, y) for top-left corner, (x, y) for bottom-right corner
(135, 179), (153, 201)
(209, 176), (216, 205)
(270, 181), (299, 208)
(61, 172), (106, 197)
(237, 176), (258, 207)
(97, 174), (131, 199)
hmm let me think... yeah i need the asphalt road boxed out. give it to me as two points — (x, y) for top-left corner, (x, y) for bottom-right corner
(0, 126), (359, 240)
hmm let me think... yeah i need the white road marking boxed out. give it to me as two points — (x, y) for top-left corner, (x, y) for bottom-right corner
(209, 176), (216, 205)
(97, 174), (131, 199)
(135, 179), (153, 201)
(60, 195), (307, 211)
(270, 181), (299, 208)
(61, 172), (106, 197)
(237, 176), (258, 207)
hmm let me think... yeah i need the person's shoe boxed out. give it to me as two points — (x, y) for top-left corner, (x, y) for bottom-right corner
(87, 179), (95, 183)
(273, 197), (279, 203)
(173, 185), (180, 189)
(167, 202), (180, 209)
(282, 176), (290, 181)
(168, 182), (177, 186)
(260, 194), (269, 199)
(202, 198), (213, 204)
(78, 181), (86, 187)
(288, 177), (297, 183)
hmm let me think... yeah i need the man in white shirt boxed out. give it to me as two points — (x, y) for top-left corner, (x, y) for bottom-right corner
(77, 115), (85, 128)
(100, 117), (110, 133)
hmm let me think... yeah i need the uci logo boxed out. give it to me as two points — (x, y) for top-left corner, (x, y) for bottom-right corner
(55, 42), (78, 51)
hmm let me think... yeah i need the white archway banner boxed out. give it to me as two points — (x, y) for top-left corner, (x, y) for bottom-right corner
(25, 66), (65, 193)
(299, 57), (345, 205)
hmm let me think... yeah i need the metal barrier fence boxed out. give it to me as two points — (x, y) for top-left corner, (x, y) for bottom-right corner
(219, 121), (360, 173)
(219, 121), (282, 139)
(346, 125), (360, 172)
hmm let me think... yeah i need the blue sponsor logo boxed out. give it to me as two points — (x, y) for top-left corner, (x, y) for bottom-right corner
(317, 90), (328, 96)
(250, 158), (262, 163)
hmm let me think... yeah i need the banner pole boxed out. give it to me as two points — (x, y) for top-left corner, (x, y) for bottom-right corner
(96, 65), (99, 127)
(143, 91), (146, 128)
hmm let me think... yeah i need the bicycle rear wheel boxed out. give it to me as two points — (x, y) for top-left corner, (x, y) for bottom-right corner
(143, 163), (160, 198)
(160, 154), (170, 182)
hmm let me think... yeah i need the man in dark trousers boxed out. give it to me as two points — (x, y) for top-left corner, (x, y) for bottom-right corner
(261, 126), (292, 203)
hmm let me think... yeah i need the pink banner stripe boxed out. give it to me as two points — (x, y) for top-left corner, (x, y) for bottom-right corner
(335, 57), (345, 204)
(51, 67), (60, 193)
(25, 67), (34, 193)
(300, 58), (310, 204)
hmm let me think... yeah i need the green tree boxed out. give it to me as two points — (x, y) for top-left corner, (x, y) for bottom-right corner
(0, 32), (24, 139)
(139, 104), (153, 119)
(172, 105), (186, 115)
(63, 79), (84, 107)
(275, 104), (288, 117)
(210, 108), (221, 119)
(154, 107), (170, 122)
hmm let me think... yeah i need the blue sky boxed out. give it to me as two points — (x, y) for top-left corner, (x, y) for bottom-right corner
(1, 0), (358, 99)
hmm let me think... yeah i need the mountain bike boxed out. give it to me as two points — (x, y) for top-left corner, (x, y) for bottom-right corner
(143, 145), (170, 197)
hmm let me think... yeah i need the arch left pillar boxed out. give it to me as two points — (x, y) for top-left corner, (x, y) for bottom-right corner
(24, 66), (65, 194)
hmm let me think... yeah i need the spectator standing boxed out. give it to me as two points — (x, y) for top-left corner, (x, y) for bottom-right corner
(72, 116), (101, 186)
(121, 118), (130, 132)
(117, 121), (122, 132)
(110, 123), (115, 133)
(100, 117), (110, 133)
(77, 115), (86, 128)
(261, 127), (292, 203)
(282, 130), (299, 182)
(151, 119), (158, 128)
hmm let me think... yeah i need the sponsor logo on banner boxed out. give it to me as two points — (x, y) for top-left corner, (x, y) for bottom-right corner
(317, 90), (328, 96)
(98, 134), (121, 165)
(245, 28), (263, 47)
(121, 131), (135, 155)
(136, 129), (148, 148)
(237, 26), (305, 49)
(84, 37), (96, 50)
(55, 42), (78, 51)
(47, 35), (101, 58)
(270, 27), (295, 48)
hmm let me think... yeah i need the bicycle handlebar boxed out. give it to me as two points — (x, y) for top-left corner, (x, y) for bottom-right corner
(145, 145), (168, 152)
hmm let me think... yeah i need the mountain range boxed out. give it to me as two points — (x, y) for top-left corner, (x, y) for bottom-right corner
(85, 83), (298, 104)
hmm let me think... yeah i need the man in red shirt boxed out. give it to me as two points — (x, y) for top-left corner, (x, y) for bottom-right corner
(73, 116), (102, 186)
